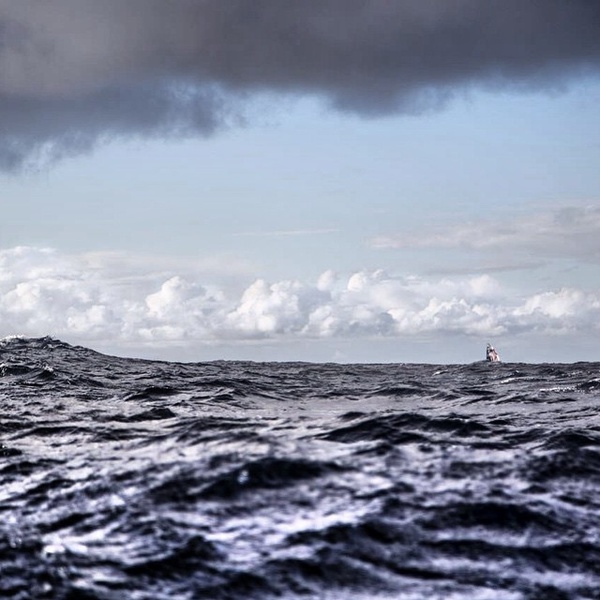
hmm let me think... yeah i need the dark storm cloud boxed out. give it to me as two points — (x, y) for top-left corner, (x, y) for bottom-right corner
(1, 0), (599, 169)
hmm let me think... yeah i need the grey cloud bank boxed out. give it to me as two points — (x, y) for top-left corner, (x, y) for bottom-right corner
(372, 206), (600, 263)
(1, 0), (599, 169)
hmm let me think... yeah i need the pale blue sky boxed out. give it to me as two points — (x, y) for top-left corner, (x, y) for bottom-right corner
(4, 85), (599, 274)
(4, 87), (599, 239)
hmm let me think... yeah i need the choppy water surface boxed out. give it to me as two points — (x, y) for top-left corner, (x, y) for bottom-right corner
(1, 337), (599, 599)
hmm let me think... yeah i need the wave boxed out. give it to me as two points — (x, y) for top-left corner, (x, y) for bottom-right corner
(0, 338), (599, 599)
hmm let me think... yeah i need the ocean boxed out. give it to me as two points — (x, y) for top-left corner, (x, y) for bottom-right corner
(0, 337), (599, 600)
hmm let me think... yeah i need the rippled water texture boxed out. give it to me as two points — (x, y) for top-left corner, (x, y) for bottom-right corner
(1, 337), (599, 599)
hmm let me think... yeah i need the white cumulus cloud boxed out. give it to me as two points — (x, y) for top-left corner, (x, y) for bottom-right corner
(1, 246), (599, 357)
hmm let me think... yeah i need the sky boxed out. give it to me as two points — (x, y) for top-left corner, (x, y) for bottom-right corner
(1, 0), (599, 364)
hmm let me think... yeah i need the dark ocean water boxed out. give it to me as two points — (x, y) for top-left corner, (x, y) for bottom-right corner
(1, 337), (599, 600)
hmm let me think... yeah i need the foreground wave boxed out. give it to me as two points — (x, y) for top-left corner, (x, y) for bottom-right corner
(1, 337), (599, 599)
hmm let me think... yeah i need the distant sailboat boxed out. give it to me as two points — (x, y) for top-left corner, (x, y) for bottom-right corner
(486, 343), (500, 362)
